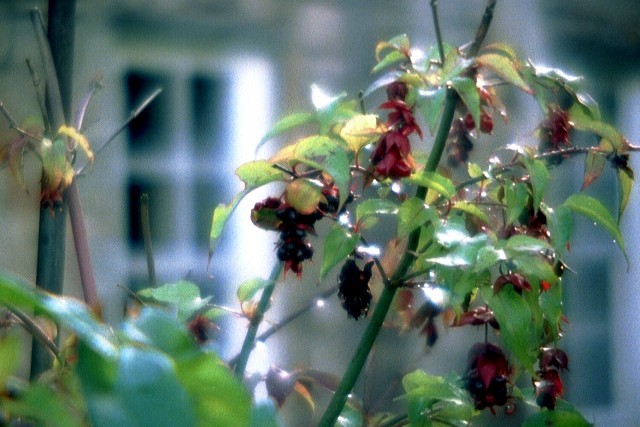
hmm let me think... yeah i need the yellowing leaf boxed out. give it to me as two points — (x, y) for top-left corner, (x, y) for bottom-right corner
(284, 179), (324, 215)
(339, 114), (384, 153)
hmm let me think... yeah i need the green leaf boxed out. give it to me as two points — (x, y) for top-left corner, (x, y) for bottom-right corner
(484, 286), (537, 371)
(562, 193), (627, 263)
(355, 198), (398, 227)
(236, 160), (287, 189)
(617, 166), (633, 222)
(375, 34), (410, 60)
(523, 408), (593, 427)
(450, 77), (480, 129)
(2, 382), (84, 427)
(475, 53), (533, 94)
(582, 150), (606, 190)
(237, 277), (273, 302)
(417, 87), (447, 135)
(127, 308), (195, 356)
(363, 69), (404, 98)
(569, 104), (626, 151)
(209, 157), (289, 261)
(397, 197), (437, 238)
(320, 224), (360, 279)
(540, 281), (563, 338)
(474, 246), (506, 273)
(467, 162), (484, 179)
(503, 235), (552, 256)
(339, 114), (383, 153)
(257, 112), (316, 150)
(372, 50), (407, 74)
(427, 234), (488, 267)
(0, 333), (20, 386)
(540, 203), (573, 257)
(522, 157), (549, 212)
(451, 201), (490, 224)
(512, 254), (559, 290)
(175, 353), (252, 427)
(405, 172), (456, 199)
(0, 272), (117, 358)
(504, 181), (529, 226)
(137, 281), (209, 322)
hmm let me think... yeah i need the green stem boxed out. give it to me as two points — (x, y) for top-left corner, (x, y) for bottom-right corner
(233, 261), (284, 379)
(318, 89), (458, 426)
(30, 0), (76, 380)
(430, 0), (446, 65)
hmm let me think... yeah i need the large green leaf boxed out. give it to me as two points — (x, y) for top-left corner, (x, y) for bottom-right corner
(475, 53), (533, 94)
(355, 198), (398, 230)
(451, 200), (490, 224)
(236, 277), (273, 303)
(569, 103), (626, 151)
(175, 353), (252, 427)
(372, 50), (407, 74)
(397, 197), (438, 238)
(503, 235), (552, 257)
(417, 87), (447, 135)
(561, 193), (627, 263)
(540, 280), (563, 338)
(250, 402), (281, 427)
(617, 166), (634, 222)
(405, 172), (456, 200)
(257, 112), (316, 151)
(320, 224), (360, 279)
(0, 333), (19, 386)
(450, 77), (480, 129)
(522, 157), (549, 212)
(137, 281), (210, 322)
(523, 408), (592, 427)
(581, 150), (606, 190)
(427, 234), (488, 268)
(484, 286), (537, 371)
(209, 162), (287, 262)
(504, 181), (529, 226)
(540, 203), (573, 257)
(0, 272), (117, 358)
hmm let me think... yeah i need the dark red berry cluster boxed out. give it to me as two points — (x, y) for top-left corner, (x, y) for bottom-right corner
(534, 347), (568, 410)
(338, 259), (373, 320)
(464, 342), (511, 414)
(369, 82), (421, 180)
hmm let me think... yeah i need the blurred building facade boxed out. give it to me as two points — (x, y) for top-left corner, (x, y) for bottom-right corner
(0, 0), (639, 425)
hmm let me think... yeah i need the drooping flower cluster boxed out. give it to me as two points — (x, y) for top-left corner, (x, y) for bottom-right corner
(538, 106), (572, 165)
(464, 342), (511, 413)
(251, 180), (348, 277)
(447, 87), (494, 167)
(534, 347), (568, 410)
(369, 82), (420, 180)
(338, 259), (373, 320)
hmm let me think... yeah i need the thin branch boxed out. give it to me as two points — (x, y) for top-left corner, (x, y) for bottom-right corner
(227, 284), (339, 367)
(360, 236), (391, 287)
(233, 261), (284, 379)
(429, 0), (446, 66)
(67, 181), (100, 308)
(8, 305), (61, 363)
(141, 193), (157, 287)
(30, 8), (65, 130)
(460, 0), (497, 58)
(76, 88), (162, 175)
(26, 58), (51, 135)
(0, 101), (42, 142)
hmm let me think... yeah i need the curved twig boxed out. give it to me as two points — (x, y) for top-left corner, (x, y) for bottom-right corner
(460, 0), (497, 58)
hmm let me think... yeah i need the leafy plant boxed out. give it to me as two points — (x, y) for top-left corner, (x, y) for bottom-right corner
(0, 1), (636, 426)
